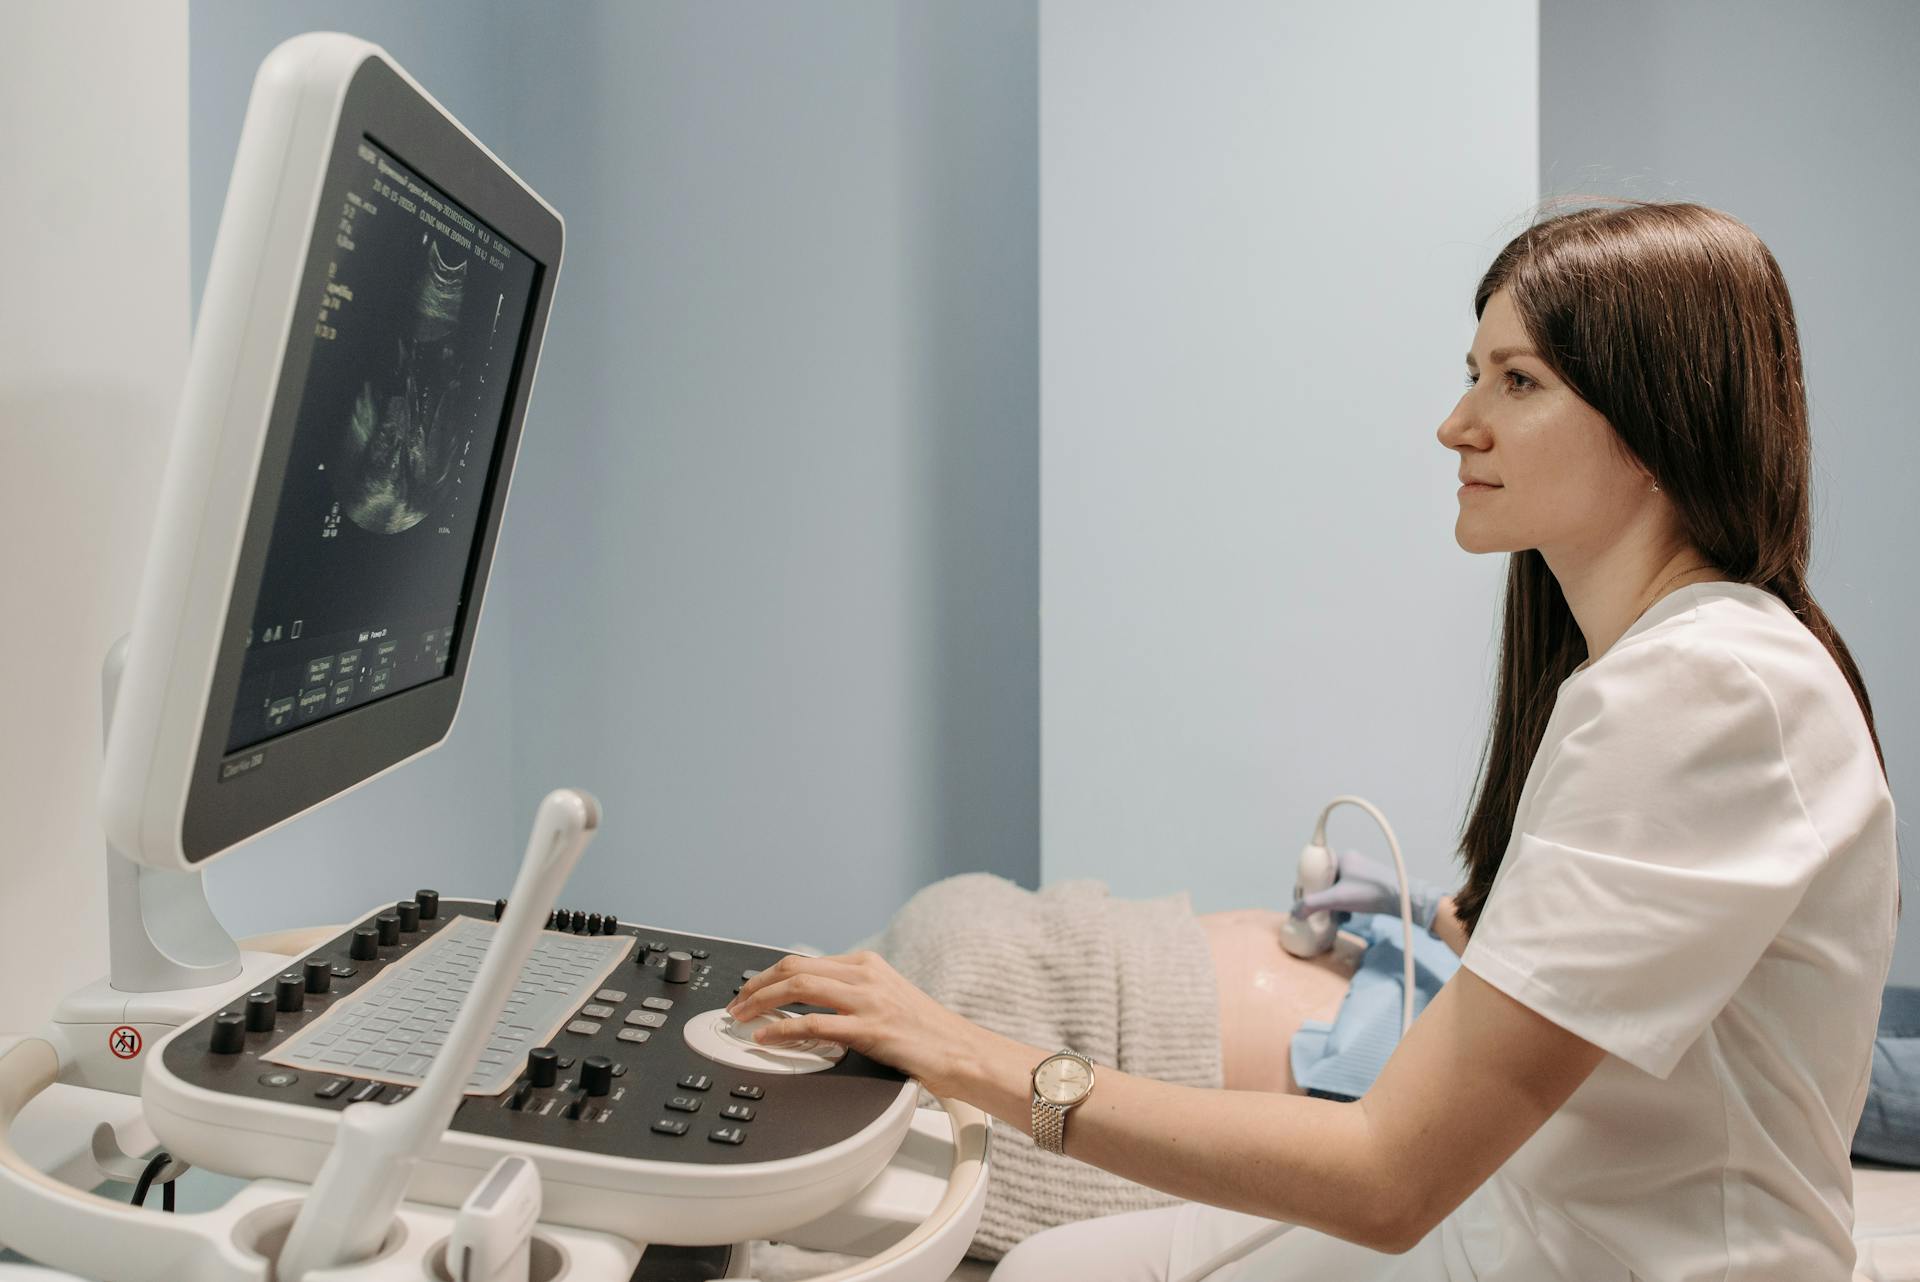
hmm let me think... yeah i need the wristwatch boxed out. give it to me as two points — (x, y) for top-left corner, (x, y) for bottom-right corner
(1030, 1049), (1096, 1154)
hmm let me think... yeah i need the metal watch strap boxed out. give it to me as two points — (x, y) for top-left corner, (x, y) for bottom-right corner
(1032, 1094), (1069, 1154)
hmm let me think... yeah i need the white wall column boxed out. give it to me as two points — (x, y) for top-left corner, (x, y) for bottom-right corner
(0, 1), (190, 1031)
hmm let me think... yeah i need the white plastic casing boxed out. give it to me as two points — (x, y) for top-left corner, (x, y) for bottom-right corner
(98, 33), (560, 872)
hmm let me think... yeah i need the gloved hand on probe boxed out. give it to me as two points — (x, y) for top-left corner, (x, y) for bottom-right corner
(1291, 848), (1453, 935)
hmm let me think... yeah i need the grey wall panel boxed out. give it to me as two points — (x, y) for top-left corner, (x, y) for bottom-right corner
(490, 4), (1040, 953)
(1040, 1), (1541, 911)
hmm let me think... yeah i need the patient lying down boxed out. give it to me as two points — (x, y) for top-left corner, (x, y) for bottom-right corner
(1199, 899), (1466, 1096)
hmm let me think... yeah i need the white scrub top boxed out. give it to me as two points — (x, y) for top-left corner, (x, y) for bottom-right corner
(1172, 581), (1899, 1281)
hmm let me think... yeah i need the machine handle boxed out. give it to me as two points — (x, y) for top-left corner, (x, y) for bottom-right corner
(0, 1037), (265, 1282)
(793, 1098), (992, 1282)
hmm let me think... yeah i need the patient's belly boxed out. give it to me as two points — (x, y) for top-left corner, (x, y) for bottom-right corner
(1199, 909), (1357, 1095)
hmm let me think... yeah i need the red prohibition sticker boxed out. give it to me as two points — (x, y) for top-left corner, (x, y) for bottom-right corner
(108, 1026), (142, 1059)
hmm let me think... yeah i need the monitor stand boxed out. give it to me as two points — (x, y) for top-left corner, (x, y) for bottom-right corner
(99, 635), (241, 992)
(39, 640), (273, 1097)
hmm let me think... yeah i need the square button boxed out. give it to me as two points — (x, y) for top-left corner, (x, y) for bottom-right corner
(709, 1126), (746, 1145)
(678, 1074), (713, 1092)
(730, 1084), (764, 1100)
(641, 996), (674, 1012)
(721, 1103), (755, 1121)
(651, 1119), (689, 1136)
(623, 1011), (666, 1029)
(665, 1095), (701, 1113)
(594, 989), (627, 1003)
(581, 1004), (615, 1019)
(617, 1028), (651, 1044)
(565, 1020), (601, 1036)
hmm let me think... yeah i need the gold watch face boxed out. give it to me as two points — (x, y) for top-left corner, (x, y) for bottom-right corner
(1035, 1054), (1093, 1106)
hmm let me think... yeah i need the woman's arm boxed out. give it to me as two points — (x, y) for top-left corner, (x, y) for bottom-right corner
(953, 965), (1605, 1252)
(731, 947), (1606, 1254)
(1432, 894), (1468, 957)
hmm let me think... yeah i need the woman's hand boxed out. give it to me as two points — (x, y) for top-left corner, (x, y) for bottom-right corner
(725, 949), (1013, 1100)
(1292, 848), (1453, 934)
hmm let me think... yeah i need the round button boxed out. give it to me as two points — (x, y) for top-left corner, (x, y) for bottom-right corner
(527, 1046), (559, 1088)
(244, 991), (276, 1033)
(664, 951), (694, 984)
(350, 928), (378, 960)
(275, 973), (304, 1012)
(257, 1070), (299, 1089)
(303, 958), (333, 994)
(581, 1055), (613, 1097)
(376, 914), (401, 946)
(209, 1011), (246, 1054)
(396, 900), (421, 932)
(415, 889), (440, 920)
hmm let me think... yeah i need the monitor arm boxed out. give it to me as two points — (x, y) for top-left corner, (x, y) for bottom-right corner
(102, 635), (242, 993)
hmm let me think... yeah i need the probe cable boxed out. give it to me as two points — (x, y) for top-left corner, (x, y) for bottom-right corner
(129, 1150), (178, 1212)
(1170, 794), (1417, 1282)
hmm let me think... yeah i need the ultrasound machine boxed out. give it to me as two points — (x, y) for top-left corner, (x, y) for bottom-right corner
(0, 33), (988, 1282)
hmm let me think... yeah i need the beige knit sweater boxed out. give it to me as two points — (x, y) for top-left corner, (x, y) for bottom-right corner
(848, 872), (1222, 1261)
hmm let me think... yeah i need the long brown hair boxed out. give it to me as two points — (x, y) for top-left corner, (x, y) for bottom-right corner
(1452, 200), (1892, 938)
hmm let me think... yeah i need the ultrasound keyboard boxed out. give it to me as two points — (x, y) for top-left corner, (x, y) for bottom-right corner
(142, 895), (918, 1245)
(263, 914), (632, 1094)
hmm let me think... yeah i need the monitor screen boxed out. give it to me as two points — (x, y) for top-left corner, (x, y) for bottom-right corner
(224, 137), (539, 754)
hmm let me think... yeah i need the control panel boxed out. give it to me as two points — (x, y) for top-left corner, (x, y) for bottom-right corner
(142, 897), (919, 1243)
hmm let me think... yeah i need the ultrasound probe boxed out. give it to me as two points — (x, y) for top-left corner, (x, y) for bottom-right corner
(276, 789), (599, 1282)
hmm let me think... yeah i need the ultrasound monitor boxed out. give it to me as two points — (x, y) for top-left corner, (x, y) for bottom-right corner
(100, 34), (563, 871)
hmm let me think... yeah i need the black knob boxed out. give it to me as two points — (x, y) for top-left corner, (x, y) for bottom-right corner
(528, 1046), (559, 1088)
(586, 913), (604, 936)
(602, 913), (619, 933)
(276, 973), (304, 1012)
(396, 900), (420, 932)
(304, 958), (332, 994)
(570, 910), (587, 934)
(245, 991), (276, 1033)
(415, 889), (440, 920)
(376, 913), (401, 946)
(664, 951), (694, 984)
(581, 1055), (613, 1097)
(494, 898), (507, 921)
(209, 1011), (246, 1054)
(350, 928), (378, 960)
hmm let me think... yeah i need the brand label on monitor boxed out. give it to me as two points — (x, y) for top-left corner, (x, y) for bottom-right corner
(221, 750), (268, 781)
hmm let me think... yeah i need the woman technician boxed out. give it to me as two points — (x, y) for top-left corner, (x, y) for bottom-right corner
(726, 201), (1900, 1280)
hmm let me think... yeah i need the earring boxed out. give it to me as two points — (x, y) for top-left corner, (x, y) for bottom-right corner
(1650, 479), (1661, 493)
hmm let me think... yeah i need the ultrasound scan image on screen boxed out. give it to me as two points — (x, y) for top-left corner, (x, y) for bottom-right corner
(225, 137), (539, 754)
